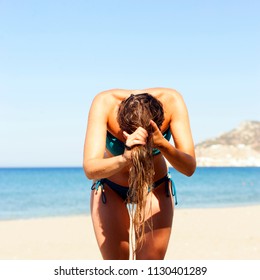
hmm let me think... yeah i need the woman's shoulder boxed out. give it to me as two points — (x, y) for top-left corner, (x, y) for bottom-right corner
(90, 89), (130, 119)
(149, 87), (184, 106)
(155, 87), (182, 97)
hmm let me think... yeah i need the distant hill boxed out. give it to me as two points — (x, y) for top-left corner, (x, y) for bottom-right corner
(195, 121), (260, 166)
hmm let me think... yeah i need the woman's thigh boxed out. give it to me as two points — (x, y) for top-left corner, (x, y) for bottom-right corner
(135, 183), (174, 260)
(91, 185), (130, 260)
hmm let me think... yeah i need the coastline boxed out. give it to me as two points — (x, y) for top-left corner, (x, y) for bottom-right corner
(1, 205), (260, 260)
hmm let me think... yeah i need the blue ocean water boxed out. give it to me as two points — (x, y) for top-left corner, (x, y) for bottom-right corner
(0, 167), (259, 220)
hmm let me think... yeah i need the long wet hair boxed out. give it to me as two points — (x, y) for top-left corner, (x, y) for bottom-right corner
(117, 93), (165, 255)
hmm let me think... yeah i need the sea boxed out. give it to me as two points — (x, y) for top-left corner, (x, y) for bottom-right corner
(0, 167), (259, 220)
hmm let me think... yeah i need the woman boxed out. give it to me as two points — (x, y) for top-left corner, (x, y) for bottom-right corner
(83, 87), (196, 260)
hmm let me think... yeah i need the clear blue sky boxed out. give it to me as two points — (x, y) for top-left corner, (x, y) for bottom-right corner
(1, 0), (259, 167)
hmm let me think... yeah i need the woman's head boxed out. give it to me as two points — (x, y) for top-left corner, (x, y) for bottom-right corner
(117, 93), (165, 255)
(117, 93), (164, 135)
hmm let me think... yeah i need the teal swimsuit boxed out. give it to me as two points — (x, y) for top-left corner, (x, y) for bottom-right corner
(92, 127), (178, 205)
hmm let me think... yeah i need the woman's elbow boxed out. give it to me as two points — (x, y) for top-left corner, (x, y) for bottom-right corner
(83, 161), (95, 180)
(186, 159), (196, 177)
(186, 168), (195, 177)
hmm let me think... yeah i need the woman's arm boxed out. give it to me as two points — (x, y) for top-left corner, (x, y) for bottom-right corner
(151, 90), (196, 176)
(83, 93), (130, 180)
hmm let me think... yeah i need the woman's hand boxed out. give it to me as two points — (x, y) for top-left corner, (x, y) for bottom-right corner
(150, 120), (165, 148)
(122, 127), (148, 159)
(123, 127), (148, 147)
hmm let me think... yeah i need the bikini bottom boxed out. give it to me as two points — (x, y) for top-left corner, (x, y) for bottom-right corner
(91, 172), (177, 205)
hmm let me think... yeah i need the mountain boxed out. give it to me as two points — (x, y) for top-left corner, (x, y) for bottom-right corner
(195, 121), (260, 166)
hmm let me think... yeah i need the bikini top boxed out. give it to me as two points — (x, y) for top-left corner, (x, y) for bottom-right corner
(106, 127), (171, 156)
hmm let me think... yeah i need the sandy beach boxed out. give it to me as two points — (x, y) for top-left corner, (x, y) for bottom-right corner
(1, 205), (260, 260)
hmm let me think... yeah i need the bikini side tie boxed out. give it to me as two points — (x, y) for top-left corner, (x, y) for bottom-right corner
(167, 172), (178, 205)
(91, 180), (107, 204)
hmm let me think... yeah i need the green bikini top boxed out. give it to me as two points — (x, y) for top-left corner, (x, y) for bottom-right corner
(106, 127), (171, 156)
